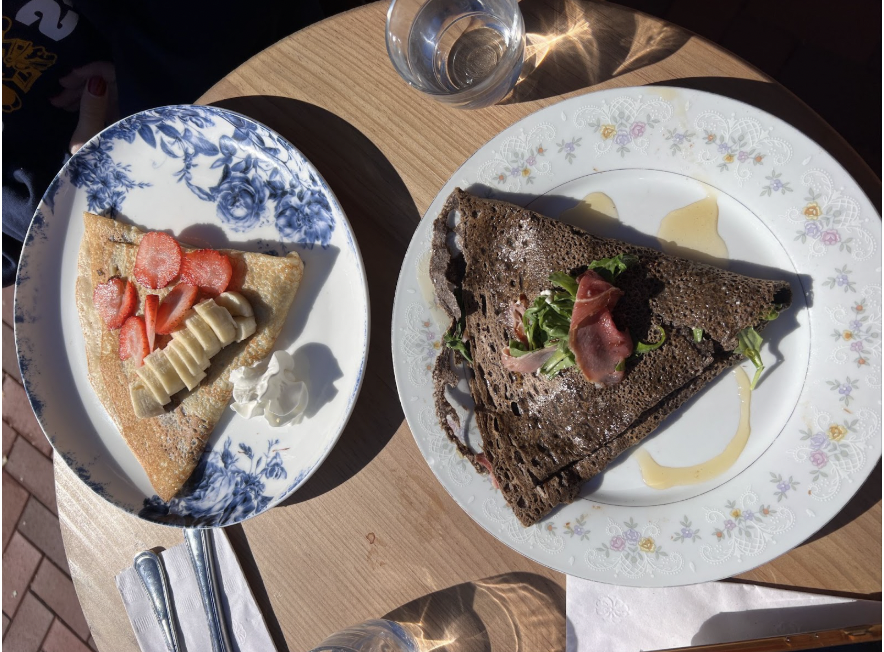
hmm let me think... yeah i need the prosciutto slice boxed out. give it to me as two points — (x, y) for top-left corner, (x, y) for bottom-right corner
(475, 453), (500, 488)
(509, 294), (529, 345)
(569, 270), (633, 386)
(502, 294), (557, 373)
(501, 344), (558, 373)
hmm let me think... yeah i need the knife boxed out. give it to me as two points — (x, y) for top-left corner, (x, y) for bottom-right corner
(184, 528), (235, 652)
(653, 623), (881, 651)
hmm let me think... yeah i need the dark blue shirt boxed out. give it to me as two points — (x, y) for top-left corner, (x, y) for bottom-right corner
(3, 0), (322, 286)
(3, 1), (109, 285)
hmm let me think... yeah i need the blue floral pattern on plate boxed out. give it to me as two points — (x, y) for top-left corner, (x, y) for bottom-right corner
(67, 105), (335, 248)
(141, 438), (305, 527)
(14, 105), (368, 529)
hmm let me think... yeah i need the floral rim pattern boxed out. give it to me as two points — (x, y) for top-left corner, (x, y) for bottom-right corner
(393, 86), (882, 586)
(66, 105), (336, 248)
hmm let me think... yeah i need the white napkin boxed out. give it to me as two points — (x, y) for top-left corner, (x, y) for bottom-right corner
(566, 577), (882, 651)
(116, 529), (276, 652)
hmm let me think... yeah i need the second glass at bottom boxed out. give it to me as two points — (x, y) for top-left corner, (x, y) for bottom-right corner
(308, 619), (420, 652)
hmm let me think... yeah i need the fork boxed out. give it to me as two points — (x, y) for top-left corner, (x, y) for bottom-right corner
(134, 550), (182, 652)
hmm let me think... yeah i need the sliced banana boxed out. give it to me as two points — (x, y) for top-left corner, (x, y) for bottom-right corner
(135, 364), (171, 405)
(171, 328), (210, 370)
(233, 315), (256, 342)
(144, 349), (186, 396)
(130, 292), (258, 418)
(129, 379), (164, 418)
(184, 311), (222, 358)
(167, 338), (202, 377)
(194, 299), (237, 347)
(165, 343), (206, 391)
(214, 292), (253, 318)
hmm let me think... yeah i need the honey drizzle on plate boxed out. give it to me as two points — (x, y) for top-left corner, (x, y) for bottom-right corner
(656, 192), (729, 265)
(636, 367), (752, 489)
(559, 192), (621, 238)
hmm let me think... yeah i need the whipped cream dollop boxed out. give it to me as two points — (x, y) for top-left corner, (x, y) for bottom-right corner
(229, 351), (308, 427)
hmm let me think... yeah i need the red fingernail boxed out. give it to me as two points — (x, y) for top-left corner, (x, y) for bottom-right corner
(88, 76), (106, 97)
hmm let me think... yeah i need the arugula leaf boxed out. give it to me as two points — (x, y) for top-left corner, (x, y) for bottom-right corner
(538, 305), (571, 340)
(635, 325), (666, 354)
(443, 289), (473, 364)
(763, 303), (787, 321)
(521, 294), (575, 378)
(443, 318), (472, 364)
(522, 293), (573, 349)
(548, 272), (578, 297)
(735, 327), (764, 390)
(587, 254), (639, 282)
(614, 360), (625, 372)
(692, 327), (704, 343)
(544, 294), (577, 320)
(511, 256), (637, 378)
(540, 340), (576, 378)
(522, 297), (550, 350)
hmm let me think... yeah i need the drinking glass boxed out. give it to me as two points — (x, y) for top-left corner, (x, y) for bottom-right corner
(308, 619), (420, 652)
(386, 0), (525, 109)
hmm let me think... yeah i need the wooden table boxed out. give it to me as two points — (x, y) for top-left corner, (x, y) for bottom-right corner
(56, 2), (881, 650)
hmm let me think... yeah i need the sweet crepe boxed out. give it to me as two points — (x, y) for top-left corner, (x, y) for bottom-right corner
(431, 189), (792, 526)
(76, 212), (303, 501)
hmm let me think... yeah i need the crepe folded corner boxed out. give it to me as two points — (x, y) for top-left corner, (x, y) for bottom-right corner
(76, 212), (304, 502)
(430, 189), (792, 527)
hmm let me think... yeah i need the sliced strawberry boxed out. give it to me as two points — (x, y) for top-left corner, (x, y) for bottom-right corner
(134, 231), (182, 289)
(93, 277), (137, 329)
(180, 249), (233, 296)
(119, 316), (150, 367)
(155, 333), (173, 351)
(144, 294), (159, 351)
(156, 283), (199, 334)
(226, 255), (247, 292)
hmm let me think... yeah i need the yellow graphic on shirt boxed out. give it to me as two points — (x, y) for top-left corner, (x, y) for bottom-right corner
(2, 16), (57, 112)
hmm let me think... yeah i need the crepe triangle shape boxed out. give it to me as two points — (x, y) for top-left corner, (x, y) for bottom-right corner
(431, 189), (792, 526)
(77, 212), (303, 501)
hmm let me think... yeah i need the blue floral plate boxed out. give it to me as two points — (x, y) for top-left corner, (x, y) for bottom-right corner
(14, 105), (369, 527)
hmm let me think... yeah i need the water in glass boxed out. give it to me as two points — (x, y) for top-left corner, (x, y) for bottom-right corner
(387, 0), (525, 109)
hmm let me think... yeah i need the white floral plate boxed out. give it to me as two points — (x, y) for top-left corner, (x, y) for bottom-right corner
(15, 105), (369, 527)
(391, 87), (881, 586)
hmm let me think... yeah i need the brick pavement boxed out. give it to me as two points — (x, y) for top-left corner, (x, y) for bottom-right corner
(2, 285), (96, 651)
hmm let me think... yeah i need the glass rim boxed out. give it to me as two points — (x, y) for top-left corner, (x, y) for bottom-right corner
(385, 1), (526, 103)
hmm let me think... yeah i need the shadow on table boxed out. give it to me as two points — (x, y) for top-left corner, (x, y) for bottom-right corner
(502, 0), (689, 104)
(208, 96), (420, 505)
(223, 533), (564, 652)
(225, 523), (292, 652)
(648, 77), (882, 214)
(384, 572), (566, 652)
(799, 458), (882, 549)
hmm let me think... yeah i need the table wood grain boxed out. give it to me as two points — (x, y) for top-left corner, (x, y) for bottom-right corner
(56, 2), (881, 650)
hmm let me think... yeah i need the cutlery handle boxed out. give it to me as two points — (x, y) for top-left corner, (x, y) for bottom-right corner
(184, 528), (234, 652)
(134, 550), (181, 652)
